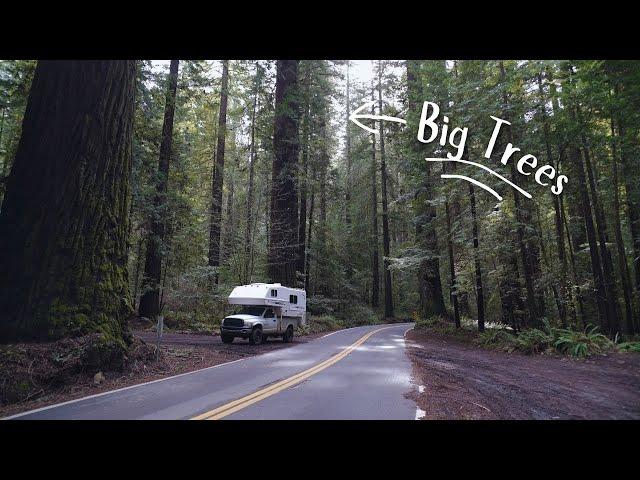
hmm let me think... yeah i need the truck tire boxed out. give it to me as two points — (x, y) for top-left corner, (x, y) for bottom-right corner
(249, 326), (263, 345)
(282, 326), (293, 343)
(221, 334), (234, 344)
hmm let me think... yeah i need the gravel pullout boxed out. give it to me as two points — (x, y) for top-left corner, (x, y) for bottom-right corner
(405, 329), (640, 420)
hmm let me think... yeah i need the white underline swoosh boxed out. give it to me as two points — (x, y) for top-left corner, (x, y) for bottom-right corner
(425, 157), (532, 199)
(441, 174), (503, 201)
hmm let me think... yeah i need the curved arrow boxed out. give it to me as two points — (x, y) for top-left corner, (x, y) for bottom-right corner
(349, 100), (407, 134)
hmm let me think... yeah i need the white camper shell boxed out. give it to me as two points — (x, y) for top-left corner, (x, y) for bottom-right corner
(228, 283), (307, 323)
(220, 283), (306, 345)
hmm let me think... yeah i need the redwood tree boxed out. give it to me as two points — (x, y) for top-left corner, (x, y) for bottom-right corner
(377, 61), (394, 318)
(268, 60), (300, 286)
(406, 60), (446, 319)
(0, 60), (136, 345)
(138, 59), (179, 319)
(208, 60), (229, 284)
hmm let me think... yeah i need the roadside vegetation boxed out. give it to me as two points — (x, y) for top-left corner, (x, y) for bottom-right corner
(413, 314), (640, 359)
(139, 293), (383, 336)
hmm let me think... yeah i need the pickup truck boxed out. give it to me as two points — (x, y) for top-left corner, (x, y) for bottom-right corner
(220, 305), (296, 345)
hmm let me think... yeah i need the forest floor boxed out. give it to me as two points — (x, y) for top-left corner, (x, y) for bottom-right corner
(405, 329), (640, 419)
(0, 328), (333, 419)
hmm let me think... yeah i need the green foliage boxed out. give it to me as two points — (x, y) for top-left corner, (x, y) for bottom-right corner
(617, 342), (640, 353)
(514, 328), (552, 354)
(474, 322), (616, 358)
(552, 325), (614, 358)
(298, 314), (343, 335)
(476, 329), (518, 352)
(307, 294), (378, 327)
(414, 314), (446, 330)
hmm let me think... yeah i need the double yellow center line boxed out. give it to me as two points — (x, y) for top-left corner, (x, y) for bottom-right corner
(191, 326), (390, 420)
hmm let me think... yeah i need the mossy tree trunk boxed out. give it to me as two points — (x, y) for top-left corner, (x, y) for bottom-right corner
(0, 60), (136, 345)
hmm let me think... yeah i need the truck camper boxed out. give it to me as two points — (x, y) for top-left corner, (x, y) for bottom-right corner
(220, 283), (307, 345)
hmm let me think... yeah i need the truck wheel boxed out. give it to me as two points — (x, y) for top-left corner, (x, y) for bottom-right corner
(282, 326), (293, 343)
(221, 334), (234, 344)
(249, 327), (263, 345)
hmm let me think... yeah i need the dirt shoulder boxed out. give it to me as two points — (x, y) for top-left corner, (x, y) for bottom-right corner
(0, 329), (331, 419)
(405, 329), (640, 420)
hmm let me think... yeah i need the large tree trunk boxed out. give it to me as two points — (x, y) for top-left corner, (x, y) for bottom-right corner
(208, 60), (229, 284)
(139, 59), (179, 319)
(406, 60), (446, 319)
(268, 60), (300, 286)
(378, 62), (394, 318)
(0, 60), (135, 345)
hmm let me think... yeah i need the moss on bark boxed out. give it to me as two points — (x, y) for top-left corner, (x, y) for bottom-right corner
(0, 61), (136, 354)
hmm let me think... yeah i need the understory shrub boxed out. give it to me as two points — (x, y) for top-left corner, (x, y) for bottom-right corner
(551, 325), (614, 358)
(514, 328), (552, 354)
(303, 315), (343, 335)
(475, 322), (615, 358)
(413, 314), (446, 330)
(476, 329), (517, 352)
(617, 341), (640, 353)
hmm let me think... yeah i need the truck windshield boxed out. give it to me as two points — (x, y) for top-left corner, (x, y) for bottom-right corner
(237, 306), (265, 316)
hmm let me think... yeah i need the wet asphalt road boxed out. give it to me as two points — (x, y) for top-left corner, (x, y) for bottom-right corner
(6, 323), (417, 420)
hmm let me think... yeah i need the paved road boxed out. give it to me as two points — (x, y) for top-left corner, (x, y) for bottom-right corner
(7, 323), (416, 420)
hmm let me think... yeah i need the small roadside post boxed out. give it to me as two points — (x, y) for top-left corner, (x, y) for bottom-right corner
(156, 315), (164, 361)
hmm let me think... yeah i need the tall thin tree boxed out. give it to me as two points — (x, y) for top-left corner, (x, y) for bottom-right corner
(378, 61), (394, 318)
(370, 83), (380, 308)
(139, 59), (179, 319)
(208, 60), (229, 285)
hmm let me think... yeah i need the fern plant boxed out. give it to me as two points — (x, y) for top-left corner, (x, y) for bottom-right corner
(553, 325), (613, 358)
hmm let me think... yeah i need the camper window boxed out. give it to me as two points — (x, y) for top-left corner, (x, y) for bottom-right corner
(289, 295), (297, 304)
(270, 289), (277, 297)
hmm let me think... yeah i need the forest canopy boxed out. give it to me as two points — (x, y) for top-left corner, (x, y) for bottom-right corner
(0, 59), (638, 363)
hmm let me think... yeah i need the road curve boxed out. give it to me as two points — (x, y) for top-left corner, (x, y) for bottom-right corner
(6, 323), (416, 420)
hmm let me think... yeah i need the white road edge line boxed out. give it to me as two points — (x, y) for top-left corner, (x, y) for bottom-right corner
(321, 330), (341, 338)
(402, 325), (424, 421)
(4, 324), (406, 420)
(3, 356), (249, 420)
